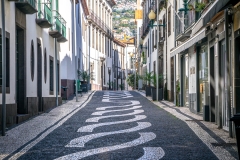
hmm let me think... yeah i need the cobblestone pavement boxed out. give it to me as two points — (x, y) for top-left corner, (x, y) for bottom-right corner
(0, 91), (238, 160)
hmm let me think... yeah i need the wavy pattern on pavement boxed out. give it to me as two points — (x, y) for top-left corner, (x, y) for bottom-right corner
(55, 132), (156, 160)
(66, 122), (151, 147)
(56, 91), (164, 159)
(78, 115), (146, 132)
(86, 109), (144, 122)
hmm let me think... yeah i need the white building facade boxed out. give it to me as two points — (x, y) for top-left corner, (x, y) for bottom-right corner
(0, 0), (69, 127)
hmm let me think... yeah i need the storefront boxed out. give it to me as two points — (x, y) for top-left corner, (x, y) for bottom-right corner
(197, 44), (209, 114)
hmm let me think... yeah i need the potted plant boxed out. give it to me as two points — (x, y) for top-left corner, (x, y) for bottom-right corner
(78, 70), (95, 92)
(143, 71), (152, 96)
(151, 73), (164, 101)
(176, 79), (180, 106)
(195, 2), (206, 12)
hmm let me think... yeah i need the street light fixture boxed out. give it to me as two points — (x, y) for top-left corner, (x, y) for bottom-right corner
(108, 67), (111, 90)
(147, 1), (165, 101)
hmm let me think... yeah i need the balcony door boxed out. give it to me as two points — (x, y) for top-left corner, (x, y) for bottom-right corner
(235, 36), (240, 114)
(37, 40), (43, 112)
(16, 26), (27, 114)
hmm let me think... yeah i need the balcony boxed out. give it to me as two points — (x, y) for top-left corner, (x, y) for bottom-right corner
(15, 0), (37, 14)
(175, 12), (190, 42)
(49, 10), (67, 42)
(36, 1), (52, 28)
(88, 9), (114, 38)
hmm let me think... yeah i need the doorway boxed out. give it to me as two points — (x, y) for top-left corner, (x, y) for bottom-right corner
(171, 57), (174, 102)
(210, 46), (215, 122)
(181, 54), (189, 107)
(235, 36), (240, 114)
(219, 40), (229, 130)
(37, 40), (43, 112)
(16, 26), (26, 114)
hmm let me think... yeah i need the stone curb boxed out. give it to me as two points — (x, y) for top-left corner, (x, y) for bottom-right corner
(0, 91), (95, 159)
(135, 90), (238, 160)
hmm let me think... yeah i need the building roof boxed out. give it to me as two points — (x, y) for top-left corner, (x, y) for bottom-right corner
(114, 38), (126, 47)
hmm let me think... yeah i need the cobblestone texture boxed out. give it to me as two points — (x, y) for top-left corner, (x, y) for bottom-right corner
(0, 91), (238, 160)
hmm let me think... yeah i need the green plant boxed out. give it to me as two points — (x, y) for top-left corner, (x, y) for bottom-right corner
(119, 83), (125, 90)
(78, 70), (95, 82)
(143, 71), (152, 86)
(126, 73), (140, 89)
(151, 73), (164, 88)
(195, 2), (206, 12)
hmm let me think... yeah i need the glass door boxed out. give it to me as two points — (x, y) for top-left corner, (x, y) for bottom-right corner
(198, 45), (208, 113)
(220, 40), (229, 130)
(183, 54), (189, 107)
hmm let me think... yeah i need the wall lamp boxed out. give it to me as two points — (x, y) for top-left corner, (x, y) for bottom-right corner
(148, 10), (165, 28)
(139, 38), (147, 50)
(178, 0), (189, 15)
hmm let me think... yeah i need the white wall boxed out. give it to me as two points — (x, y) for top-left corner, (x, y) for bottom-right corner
(0, 2), (16, 104)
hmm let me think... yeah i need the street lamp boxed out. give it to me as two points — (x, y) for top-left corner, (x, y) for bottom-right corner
(148, 2), (165, 101)
(108, 67), (111, 90)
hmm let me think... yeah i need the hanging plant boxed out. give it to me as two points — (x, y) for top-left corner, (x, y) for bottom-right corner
(195, 2), (206, 12)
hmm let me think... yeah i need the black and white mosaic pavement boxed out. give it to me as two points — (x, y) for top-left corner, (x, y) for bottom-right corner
(5, 91), (235, 159)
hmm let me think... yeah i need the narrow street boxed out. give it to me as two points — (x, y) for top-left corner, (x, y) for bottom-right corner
(1, 91), (238, 160)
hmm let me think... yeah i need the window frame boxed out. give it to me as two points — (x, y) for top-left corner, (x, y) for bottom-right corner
(49, 55), (54, 95)
(31, 40), (35, 81)
(0, 30), (10, 93)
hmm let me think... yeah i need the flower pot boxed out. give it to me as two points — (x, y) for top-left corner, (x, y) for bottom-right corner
(151, 88), (163, 101)
(145, 86), (152, 96)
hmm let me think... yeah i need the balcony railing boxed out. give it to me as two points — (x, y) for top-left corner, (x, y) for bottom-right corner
(88, 9), (114, 38)
(49, 10), (67, 42)
(36, 0), (52, 28)
(15, 0), (37, 14)
(185, 0), (196, 30)
(175, 12), (184, 37)
(141, 14), (150, 38)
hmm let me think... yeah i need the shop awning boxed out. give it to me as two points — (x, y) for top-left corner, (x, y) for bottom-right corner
(170, 29), (206, 57)
(203, 0), (240, 26)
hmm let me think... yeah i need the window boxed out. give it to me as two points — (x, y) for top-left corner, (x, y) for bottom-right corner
(153, 61), (156, 74)
(155, 29), (157, 47)
(168, 6), (171, 36)
(163, 14), (166, 38)
(31, 40), (35, 81)
(148, 39), (149, 57)
(152, 30), (154, 50)
(44, 48), (47, 83)
(0, 33), (10, 92)
(57, 61), (59, 93)
(49, 56), (54, 94)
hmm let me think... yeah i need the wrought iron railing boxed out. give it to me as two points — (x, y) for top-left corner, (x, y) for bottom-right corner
(51, 10), (66, 38)
(89, 9), (113, 37)
(185, 0), (196, 29)
(37, 0), (52, 23)
(175, 12), (184, 37)
(19, 0), (37, 8)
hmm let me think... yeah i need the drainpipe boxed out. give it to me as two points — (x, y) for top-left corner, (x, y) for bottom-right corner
(73, 0), (78, 101)
(1, 0), (6, 136)
(156, 0), (159, 101)
(55, 38), (58, 106)
(88, 25), (91, 92)
(225, 8), (232, 138)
